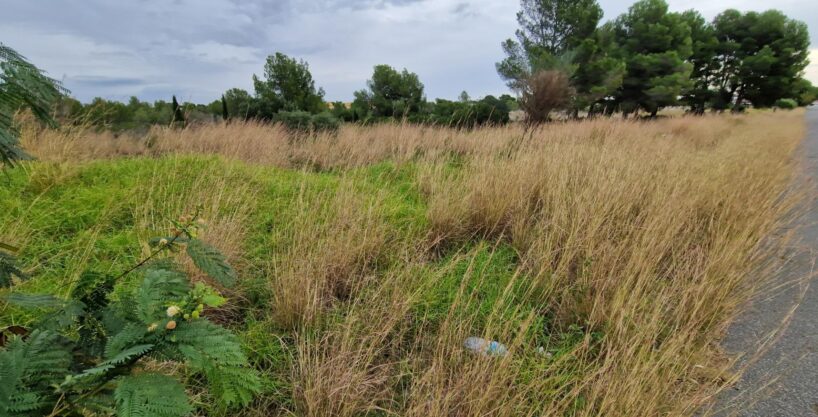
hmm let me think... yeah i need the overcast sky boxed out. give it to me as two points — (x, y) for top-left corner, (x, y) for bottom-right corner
(2, 0), (817, 103)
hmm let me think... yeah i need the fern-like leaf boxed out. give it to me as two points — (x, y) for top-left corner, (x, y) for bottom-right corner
(72, 271), (115, 310)
(136, 268), (189, 324)
(186, 239), (236, 287)
(1, 43), (66, 168)
(38, 300), (86, 330)
(105, 323), (148, 358)
(0, 250), (26, 288)
(2, 292), (63, 308)
(0, 330), (71, 417)
(173, 320), (260, 407)
(75, 344), (154, 381)
(114, 374), (192, 417)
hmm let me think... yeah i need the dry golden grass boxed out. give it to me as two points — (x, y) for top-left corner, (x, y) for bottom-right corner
(268, 181), (400, 330)
(15, 110), (806, 416)
(426, 114), (803, 416)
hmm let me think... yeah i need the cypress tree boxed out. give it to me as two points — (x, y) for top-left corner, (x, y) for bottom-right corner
(171, 95), (185, 127)
(221, 94), (229, 122)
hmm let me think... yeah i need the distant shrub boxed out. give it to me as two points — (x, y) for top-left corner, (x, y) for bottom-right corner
(774, 98), (798, 110)
(311, 111), (341, 132)
(274, 110), (340, 133)
(274, 110), (313, 131)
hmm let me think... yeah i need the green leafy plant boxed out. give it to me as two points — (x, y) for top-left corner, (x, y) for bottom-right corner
(1, 43), (64, 305)
(0, 214), (260, 417)
(774, 98), (798, 110)
(1, 43), (64, 168)
(274, 110), (339, 134)
(0, 243), (27, 288)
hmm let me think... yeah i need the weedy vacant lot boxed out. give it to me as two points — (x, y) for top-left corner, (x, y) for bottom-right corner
(1, 111), (805, 416)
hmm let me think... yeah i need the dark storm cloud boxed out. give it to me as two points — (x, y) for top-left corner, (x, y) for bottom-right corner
(1, 0), (815, 103)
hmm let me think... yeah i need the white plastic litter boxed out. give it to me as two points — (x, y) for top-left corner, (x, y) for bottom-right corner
(463, 337), (508, 357)
(536, 346), (554, 358)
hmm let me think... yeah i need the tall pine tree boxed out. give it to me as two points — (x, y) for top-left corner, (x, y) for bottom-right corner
(496, 0), (603, 88)
(612, 0), (693, 117)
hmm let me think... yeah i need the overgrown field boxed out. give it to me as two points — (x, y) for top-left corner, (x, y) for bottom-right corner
(1, 111), (805, 416)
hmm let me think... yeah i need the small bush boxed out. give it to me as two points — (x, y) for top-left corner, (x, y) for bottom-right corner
(274, 110), (313, 132)
(774, 98), (798, 110)
(311, 111), (341, 132)
(519, 70), (574, 124)
(275, 111), (340, 134)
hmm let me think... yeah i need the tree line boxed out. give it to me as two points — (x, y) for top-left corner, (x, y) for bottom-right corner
(56, 0), (815, 132)
(500, 0), (814, 120)
(56, 55), (518, 133)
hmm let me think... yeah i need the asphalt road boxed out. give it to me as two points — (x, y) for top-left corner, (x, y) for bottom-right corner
(714, 107), (818, 416)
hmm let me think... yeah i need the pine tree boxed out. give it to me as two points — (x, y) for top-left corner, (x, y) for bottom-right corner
(612, 0), (693, 117)
(221, 94), (229, 122)
(496, 0), (603, 88)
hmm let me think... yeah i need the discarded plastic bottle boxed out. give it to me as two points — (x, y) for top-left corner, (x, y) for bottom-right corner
(463, 337), (508, 357)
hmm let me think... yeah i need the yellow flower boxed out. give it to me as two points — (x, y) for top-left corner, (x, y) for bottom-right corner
(147, 323), (158, 332)
(158, 238), (169, 246)
(166, 305), (181, 317)
(166, 320), (177, 330)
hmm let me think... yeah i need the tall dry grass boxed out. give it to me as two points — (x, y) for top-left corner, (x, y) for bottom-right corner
(17, 110), (806, 416)
(418, 113), (804, 416)
(21, 116), (733, 169)
(268, 181), (402, 330)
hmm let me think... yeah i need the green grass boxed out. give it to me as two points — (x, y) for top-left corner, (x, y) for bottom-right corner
(0, 155), (588, 416)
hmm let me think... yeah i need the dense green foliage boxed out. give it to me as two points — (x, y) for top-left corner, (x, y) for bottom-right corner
(0, 216), (260, 417)
(710, 9), (811, 110)
(612, 0), (694, 117)
(352, 64), (427, 119)
(425, 95), (513, 127)
(497, 0), (603, 90)
(55, 96), (222, 133)
(774, 98), (798, 109)
(274, 110), (340, 133)
(0, 43), (63, 167)
(253, 52), (326, 117)
(498, 0), (812, 118)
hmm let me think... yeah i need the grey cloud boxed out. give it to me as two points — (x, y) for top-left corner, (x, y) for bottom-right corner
(3, 0), (816, 104)
(68, 76), (146, 87)
(452, 3), (479, 18)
